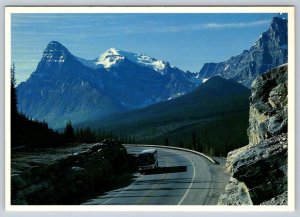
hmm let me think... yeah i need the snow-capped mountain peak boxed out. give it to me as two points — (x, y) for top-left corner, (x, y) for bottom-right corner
(78, 48), (168, 72)
(130, 52), (167, 72)
(99, 48), (168, 72)
(95, 48), (125, 69)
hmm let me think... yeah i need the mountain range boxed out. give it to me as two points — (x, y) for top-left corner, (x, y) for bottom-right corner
(17, 43), (195, 128)
(16, 15), (288, 129)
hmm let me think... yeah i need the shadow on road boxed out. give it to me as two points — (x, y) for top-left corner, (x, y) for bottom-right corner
(142, 166), (187, 175)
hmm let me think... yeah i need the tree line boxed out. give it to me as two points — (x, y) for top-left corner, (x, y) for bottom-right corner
(132, 112), (249, 157)
(63, 120), (137, 145)
(169, 114), (248, 157)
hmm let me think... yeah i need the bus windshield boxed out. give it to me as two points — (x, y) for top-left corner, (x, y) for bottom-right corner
(138, 153), (155, 166)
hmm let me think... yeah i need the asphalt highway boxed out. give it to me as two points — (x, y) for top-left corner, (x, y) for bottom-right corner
(82, 145), (229, 205)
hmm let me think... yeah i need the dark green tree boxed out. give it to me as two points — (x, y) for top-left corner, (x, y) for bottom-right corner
(11, 63), (18, 118)
(64, 120), (75, 144)
(197, 138), (203, 153)
(11, 64), (18, 146)
(165, 137), (169, 146)
(192, 131), (196, 150)
(82, 127), (97, 143)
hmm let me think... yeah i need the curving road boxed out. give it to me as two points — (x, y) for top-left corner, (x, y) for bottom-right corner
(82, 145), (229, 205)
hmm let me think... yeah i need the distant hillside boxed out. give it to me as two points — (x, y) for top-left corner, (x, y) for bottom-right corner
(80, 76), (251, 156)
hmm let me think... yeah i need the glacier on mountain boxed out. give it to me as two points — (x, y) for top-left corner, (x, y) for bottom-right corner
(77, 47), (168, 73)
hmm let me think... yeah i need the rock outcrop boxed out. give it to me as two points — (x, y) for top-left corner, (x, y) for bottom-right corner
(11, 139), (133, 205)
(218, 64), (288, 205)
(248, 64), (288, 145)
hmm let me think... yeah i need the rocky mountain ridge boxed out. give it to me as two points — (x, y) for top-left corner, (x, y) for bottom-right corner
(198, 16), (288, 87)
(218, 64), (288, 205)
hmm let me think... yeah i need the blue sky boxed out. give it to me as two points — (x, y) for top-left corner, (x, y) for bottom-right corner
(11, 13), (278, 84)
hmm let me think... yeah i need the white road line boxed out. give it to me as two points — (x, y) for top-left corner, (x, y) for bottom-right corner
(136, 155), (171, 204)
(101, 175), (143, 205)
(177, 154), (196, 205)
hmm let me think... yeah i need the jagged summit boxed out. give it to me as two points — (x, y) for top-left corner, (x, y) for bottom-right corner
(42, 41), (71, 64)
(46, 41), (66, 49)
(275, 13), (288, 20)
(269, 16), (288, 37)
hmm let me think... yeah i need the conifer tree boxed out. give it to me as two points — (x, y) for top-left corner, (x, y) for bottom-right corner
(11, 64), (18, 121)
(192, 131), (196, 150)
(11, 64), (18, 146)
(165, 137), (169, 146)
(64, 120), (75, 144)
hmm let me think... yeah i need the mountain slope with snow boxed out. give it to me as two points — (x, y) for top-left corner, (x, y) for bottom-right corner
(17, 42), (195, 128)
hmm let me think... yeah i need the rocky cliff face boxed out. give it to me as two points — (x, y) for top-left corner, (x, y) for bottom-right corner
(11, 139), (133, 205)
(218, 64), (288, 205)
(248, 64), (288, 145)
